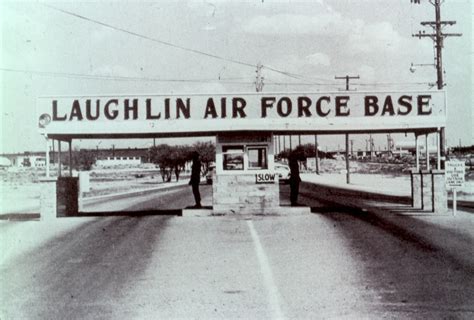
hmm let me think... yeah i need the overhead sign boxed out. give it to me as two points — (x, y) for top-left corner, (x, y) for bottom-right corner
(37, 91), (446, 138)
(445, 160), (465, 188)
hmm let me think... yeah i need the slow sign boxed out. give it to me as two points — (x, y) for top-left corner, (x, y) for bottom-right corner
(256, 173), (276, 184)
(445, 160), (465, 188)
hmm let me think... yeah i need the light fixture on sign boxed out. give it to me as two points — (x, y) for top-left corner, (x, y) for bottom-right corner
(38, 113), (51, 128)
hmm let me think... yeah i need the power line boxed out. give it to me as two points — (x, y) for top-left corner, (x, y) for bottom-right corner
(0, 67), (251, 84)
(262, 79), (432, 87)
(356, 82), (432, 86)
(42, 4), (325, 84)
(42, 4), (256, 69)
(2, 67), (433, 89)
(265, 81), (337, 86)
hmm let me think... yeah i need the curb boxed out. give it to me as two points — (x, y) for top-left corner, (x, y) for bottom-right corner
(81, 181), (189, 204)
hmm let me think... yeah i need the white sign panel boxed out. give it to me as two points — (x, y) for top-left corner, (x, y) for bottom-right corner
(37, 91), (446, 137)
(255, 173), (276, 184)
(445, 160), (465, 188)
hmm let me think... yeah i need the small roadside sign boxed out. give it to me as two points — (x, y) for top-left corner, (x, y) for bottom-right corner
(445, 160), (465, 216)
(445, 160), (465, 188)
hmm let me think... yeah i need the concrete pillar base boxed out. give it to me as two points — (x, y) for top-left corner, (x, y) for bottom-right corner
(39, 177), (58, 221)
(421, 170), (433, 211)
(411, 169), (447, 214)
(410, 169), (422, 209)
(431, 170), (448, 214)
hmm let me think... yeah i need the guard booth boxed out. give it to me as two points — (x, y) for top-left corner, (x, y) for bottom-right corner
(213, 132), (279, 214)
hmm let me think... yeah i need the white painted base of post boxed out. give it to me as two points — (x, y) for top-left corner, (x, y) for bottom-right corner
(452, 189), (457, 216)
(421, 170), (433, 212)
(410, 169), (422, 209)
(411, 169), (447, 214)
(431, 170), (447, 214)
(39, 177), (58, 221)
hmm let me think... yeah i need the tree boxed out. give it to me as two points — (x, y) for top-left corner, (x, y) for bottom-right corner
(73, 149), (96, 171)
(277, 143), (333, 160)
(170, 145), (191, 181)
(149, 144), (174, 182)
(191, 141), (215, 175)
(149, 144), (194, 182)
(148, 142), (215, 182)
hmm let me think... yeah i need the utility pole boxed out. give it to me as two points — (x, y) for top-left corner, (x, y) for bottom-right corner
(412, 0), (462, 169)
(335, 75), (359, 91)
(255, 62), (264, 92)
(335, 76), (359, 183)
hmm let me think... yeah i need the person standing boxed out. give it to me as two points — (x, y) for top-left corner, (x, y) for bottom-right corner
(288, 153), (301, 206)
(189, 151), (202, 208)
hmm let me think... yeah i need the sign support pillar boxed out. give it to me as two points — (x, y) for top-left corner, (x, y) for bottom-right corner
(425, 133), (430, 170)
(437, 130), (441, 170)
(345, 133), (350, 184)
(415, 133), (420, 171)
(68, 140), (73, 176)
(58, 141), (62, 177)
(453, 188), (457, 216)
(45, 135), (50, 178)
(314, 135), (319, 175)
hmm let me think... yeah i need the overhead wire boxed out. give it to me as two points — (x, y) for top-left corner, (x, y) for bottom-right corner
(0, 67), (251, 84)
(1, 67), (431, 90)
(41, 4), (256, 69)
(14, 4), (433, 90)
(41, 3), (338, 85)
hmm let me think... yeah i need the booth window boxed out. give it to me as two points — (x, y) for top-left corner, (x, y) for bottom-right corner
(248, 147), (268, 170)
(222, 146), (244, 170)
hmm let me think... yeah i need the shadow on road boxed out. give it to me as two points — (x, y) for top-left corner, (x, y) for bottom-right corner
(295, 183), (474, 317)
(1, 216), (172, 319)
(74, 209), (182, 217)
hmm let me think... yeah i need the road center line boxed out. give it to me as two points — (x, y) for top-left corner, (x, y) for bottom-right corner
(247, 220), (285, 320)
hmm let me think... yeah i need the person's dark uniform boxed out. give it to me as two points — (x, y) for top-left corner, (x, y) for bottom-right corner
(189, 152), (201, 208)
(288, 154), (301, 206)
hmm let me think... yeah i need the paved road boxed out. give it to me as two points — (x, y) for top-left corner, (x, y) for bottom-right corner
(1, 186), (473, 319)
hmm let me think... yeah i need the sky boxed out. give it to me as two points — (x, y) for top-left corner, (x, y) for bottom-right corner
(1, 0), (472, 153)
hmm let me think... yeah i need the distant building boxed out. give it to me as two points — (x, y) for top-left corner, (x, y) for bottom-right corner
(392, 141), (438, 157)
(95, 156), (142, 167)
(0, 156), (12, 167)
(0, 147), (150, 168)
(15, 155), (46, 167)
(94, 148), (148, 167)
